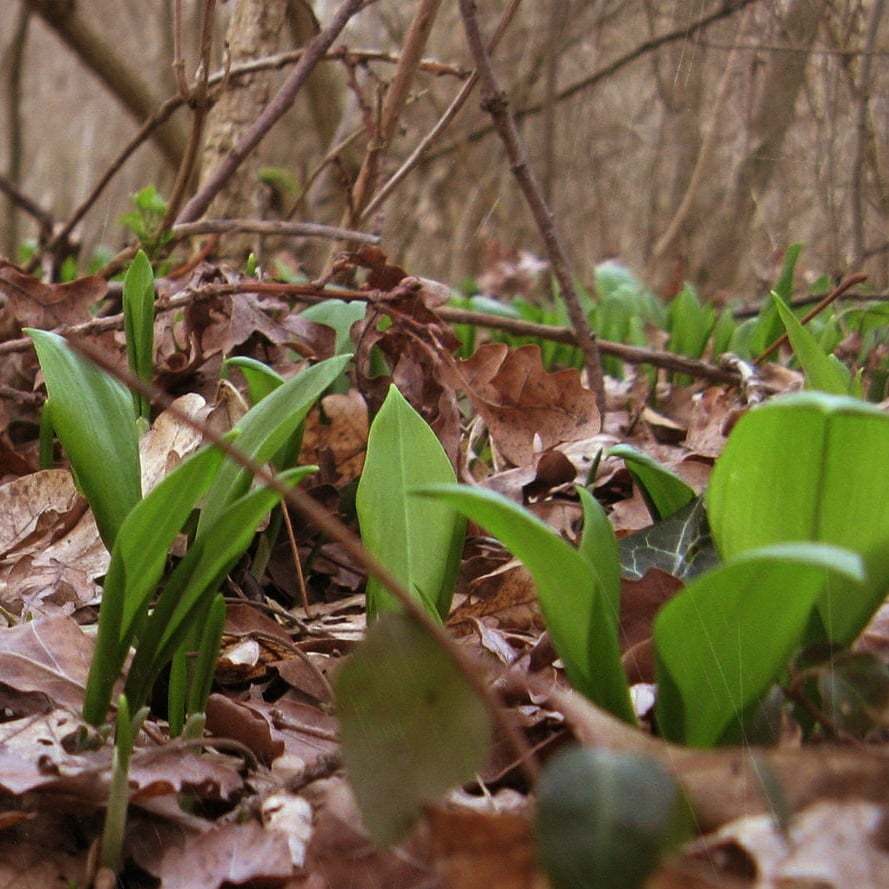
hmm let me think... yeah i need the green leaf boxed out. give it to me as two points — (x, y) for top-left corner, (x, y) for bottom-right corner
(536, 746), (693, 889)
(748, 243), (802, 355)
(655, 543), (866, 746)
(667, 284), (715, 384)
(26, 329), (141, 548)
(416, 484), (634, 723)
(576, 487), (620, 614)
(299, 300), (366, 356)
(198, 354), (350, 534)
(619, 498), (717, 581)
(224, 356), (284, 405)
(122, 250), (156, 418)
(772, 294), (850, 394)
(124, 466), (315, 711)
(608, 444), (695, 521)
(707, 392), (889, 644)
(357, 385), (465, 619)
(82, 443), (225, 726)
(336, 612), (492, 846)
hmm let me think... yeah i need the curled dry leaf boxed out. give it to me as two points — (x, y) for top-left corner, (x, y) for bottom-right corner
(0, 262), (107, 328)
(0, 469), (79, 557)
(452, 343), (601, 467)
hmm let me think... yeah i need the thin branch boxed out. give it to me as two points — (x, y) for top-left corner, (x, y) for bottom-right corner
(358, 0), (522, 223)
(755, 273), (867, 363)
(23, 95), (184, 275)
(437, 306), (740, 385)
(732, 289), (888, 318)
(344, 0), (444, 228)
(172, 218), (380, 244)
(0, 175), (53, 237)
(429, 0), (760, 162)
(22, 0), (185, 167)
(66, 337), (539, 785)
(458, 0), (606, 412)
(176, 0), (367, 226)
(4, 5), (32, 257)
(163, 0), (218, 226)
(204, 46), (470, 84)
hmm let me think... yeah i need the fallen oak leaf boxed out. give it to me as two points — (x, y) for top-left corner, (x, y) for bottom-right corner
(450, 343), (601, 467)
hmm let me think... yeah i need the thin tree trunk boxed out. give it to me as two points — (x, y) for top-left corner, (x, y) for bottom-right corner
(693, 0), (828, 291)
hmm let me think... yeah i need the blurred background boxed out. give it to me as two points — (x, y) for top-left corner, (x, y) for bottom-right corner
(0, 0), (884, 298)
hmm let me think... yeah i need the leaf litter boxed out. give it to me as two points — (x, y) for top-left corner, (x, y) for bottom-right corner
(0, 252), (882, 889)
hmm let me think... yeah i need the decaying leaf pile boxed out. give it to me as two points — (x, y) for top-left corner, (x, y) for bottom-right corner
(1, 247), (889, 889)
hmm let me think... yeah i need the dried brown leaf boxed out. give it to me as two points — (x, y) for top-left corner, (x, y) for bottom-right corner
(0, 263), (106, 329)
(454, 344), (601, 466)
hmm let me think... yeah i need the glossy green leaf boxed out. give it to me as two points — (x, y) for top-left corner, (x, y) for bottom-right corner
(357, 385), (465, 619)
(707, 392), (889, 644)
(26, 329), (141, 548)
(82, 443), (225, 726)
(576, 487), (620, 614)
(536, 746), (693, 889)
(619, 498), (717, 581)
(608, 444), (695, 521)
(748, 243), (801, 355)
(773, 294), (849, 394)
(198, 354), (349, 534)
(124, 466), (315, 711)
(416, 484), (634, 723)
(336, 612), (491, 846)
(655, 543), (865, 746)
(122, 250), (156, 418)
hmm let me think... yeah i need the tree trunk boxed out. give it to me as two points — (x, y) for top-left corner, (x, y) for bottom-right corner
(692, 0), (828, 291)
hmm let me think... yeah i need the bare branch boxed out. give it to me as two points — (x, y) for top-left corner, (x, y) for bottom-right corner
(22, 0), (185, 167)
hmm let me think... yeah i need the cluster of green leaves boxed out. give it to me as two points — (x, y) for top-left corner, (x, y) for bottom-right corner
(119, 185), (172, 258)
(334, 382), (889, 889)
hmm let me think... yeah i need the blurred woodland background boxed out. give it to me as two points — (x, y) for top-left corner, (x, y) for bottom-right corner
(1, 0), (886, 298)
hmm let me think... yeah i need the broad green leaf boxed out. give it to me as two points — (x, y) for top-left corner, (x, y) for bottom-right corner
(772, 294), (849, 395)
(198, 354), (349, 534)
(619, 498), (717, 581)
(26, 329), (141, 548)
(536, 747), (692, 889)
(655, 543), (865, 746)
(336, 612), (491, 846)
(125, 466), (315, 710)
(608, 444), (695, 521)
(577, 487), (620, 614)
(707, 392), (889, 643)
(82, 443), (224, 726)
(358, 386), (465, 619)
(225, 356), (284, 405)
(416, 484), (634, 723)
(122, 250), (156, 418)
